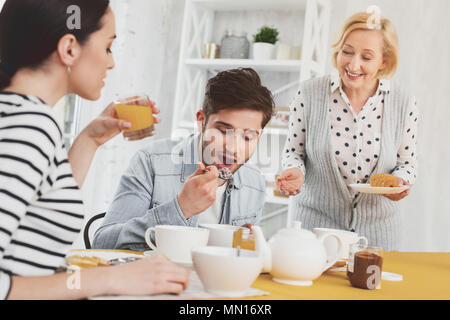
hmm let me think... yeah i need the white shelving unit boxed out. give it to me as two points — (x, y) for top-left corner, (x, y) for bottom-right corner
(185, 58), (322, 73)
(172, 0), (331, 226)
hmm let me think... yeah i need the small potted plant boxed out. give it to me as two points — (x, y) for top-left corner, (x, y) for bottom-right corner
(252, 26), (279, 60)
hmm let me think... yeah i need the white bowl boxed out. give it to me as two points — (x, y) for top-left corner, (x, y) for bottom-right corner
(192, 246), (263, 297)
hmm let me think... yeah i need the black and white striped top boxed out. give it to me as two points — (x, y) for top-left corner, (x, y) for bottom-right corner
(0, 92), (84, 299)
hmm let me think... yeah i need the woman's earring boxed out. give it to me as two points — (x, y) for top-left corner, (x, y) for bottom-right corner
(67, 66), (71, 73)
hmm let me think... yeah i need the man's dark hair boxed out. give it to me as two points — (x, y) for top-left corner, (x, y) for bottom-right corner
(202, 68), (275, 128)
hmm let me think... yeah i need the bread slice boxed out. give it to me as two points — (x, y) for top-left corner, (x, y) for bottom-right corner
(65, 255), (109, 269)
(369, 174), (399, 188)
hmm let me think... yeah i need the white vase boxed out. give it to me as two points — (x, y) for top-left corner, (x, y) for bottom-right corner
(252, 42), (275, 60)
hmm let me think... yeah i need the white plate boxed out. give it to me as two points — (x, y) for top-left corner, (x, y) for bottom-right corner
(67, 249), (143, 261)
(143, 250), (193, 268)
(349, 184), (410, 194)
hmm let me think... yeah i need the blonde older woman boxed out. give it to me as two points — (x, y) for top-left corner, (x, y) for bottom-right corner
(276, 12), (418, 251)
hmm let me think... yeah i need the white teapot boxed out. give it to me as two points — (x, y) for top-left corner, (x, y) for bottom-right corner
(253, 221), (343, 286)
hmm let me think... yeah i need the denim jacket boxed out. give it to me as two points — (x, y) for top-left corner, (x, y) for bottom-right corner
(92, 134), (266, 251)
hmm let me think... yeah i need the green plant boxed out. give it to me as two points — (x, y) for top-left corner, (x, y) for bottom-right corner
(253, 26), (279, 44)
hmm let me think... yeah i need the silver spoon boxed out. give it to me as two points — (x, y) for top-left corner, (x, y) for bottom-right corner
(107, 257), (142, 265)
(218, 167), (233, 181)
(202, 166), (233, 181)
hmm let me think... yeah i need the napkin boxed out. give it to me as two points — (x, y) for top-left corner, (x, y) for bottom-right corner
(91, 270), (269, 300)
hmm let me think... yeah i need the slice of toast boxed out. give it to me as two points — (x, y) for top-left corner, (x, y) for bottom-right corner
(369, 174), (399, 188)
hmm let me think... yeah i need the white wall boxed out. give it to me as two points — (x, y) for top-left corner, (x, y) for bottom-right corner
(76, 0), (450, 251)
(72, 0), (186, 248)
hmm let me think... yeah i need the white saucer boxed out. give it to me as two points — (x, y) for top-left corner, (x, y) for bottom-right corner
(328, 267), (347, 272)
(172, 259), (193, 268)
(143, 250), (156, 257)
(349, 184), (410, 194)
(143, 250), (193, 268)
(272, 278), (313, 286)
(382, 271), (403, 281)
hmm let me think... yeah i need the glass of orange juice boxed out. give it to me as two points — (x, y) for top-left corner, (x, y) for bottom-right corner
(114, 94), (154, 134)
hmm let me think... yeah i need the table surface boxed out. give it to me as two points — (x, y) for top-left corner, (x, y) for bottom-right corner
(245, 252), (450, 300)
(71, 250), (450, 300)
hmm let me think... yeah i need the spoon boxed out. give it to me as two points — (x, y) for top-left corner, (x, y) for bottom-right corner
(202, 166), (233, 181)
(218, 167), (233, 181)
(107, 257), (142, 265)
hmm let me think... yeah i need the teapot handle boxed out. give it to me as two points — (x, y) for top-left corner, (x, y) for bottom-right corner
(318, 233), (343, 272)
(252, 226), (272, 273)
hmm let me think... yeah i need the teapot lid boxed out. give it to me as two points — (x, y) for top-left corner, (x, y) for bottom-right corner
(276, 221), (316, 239)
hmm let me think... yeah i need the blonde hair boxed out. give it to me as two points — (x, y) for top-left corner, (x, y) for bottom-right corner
(331, 12), (399, 79)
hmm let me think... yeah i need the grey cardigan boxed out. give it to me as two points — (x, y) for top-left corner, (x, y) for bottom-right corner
(288, 76), (416, 251)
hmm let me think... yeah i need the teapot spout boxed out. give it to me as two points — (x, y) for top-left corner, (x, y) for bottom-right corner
(252, 226), (272, 273)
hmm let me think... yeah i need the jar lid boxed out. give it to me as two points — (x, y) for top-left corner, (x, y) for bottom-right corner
(231, 30), (247, 37)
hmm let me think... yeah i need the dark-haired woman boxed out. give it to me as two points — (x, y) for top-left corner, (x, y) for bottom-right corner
(0, 0), (189, 299)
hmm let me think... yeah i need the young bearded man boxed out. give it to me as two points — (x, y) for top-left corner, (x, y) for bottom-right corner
(93, 68), (275, 251)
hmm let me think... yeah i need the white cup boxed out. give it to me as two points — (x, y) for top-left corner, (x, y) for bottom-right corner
(198, 224), (248, 247)
(312, 228), (368, 260)
(144, 225), (209, 263)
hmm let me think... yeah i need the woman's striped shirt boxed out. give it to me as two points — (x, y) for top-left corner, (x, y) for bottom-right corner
(0, 92), (84, 299)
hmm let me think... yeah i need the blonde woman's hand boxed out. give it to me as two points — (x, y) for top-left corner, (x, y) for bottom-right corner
(276, 168), (305, 196)
(85, 98), (160, 147)
(382, 177), (411, 201)
(105, 255), (190, 297)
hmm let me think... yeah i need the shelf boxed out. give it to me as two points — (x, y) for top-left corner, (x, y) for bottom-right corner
(261, 206), (288, 222)
(192, 0), (308, 11)
(185, 58), (321, 73)
(264, 127), (289, 136)
(265, 187), (289, 205)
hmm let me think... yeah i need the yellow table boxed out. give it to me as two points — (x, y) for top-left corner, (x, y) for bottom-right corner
(70, 250), (449, 300)
(245, 252), (450, 300)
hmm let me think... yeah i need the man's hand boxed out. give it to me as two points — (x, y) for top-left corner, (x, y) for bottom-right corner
(276, 168), (305, 196)
(177, 163), (219, 219)
(382, 177), (411, 201)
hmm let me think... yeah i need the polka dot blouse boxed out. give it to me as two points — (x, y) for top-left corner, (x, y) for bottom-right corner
(282, 73), (419, 187)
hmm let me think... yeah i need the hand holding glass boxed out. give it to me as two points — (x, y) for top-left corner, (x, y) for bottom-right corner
(114, 94), (160, 140)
